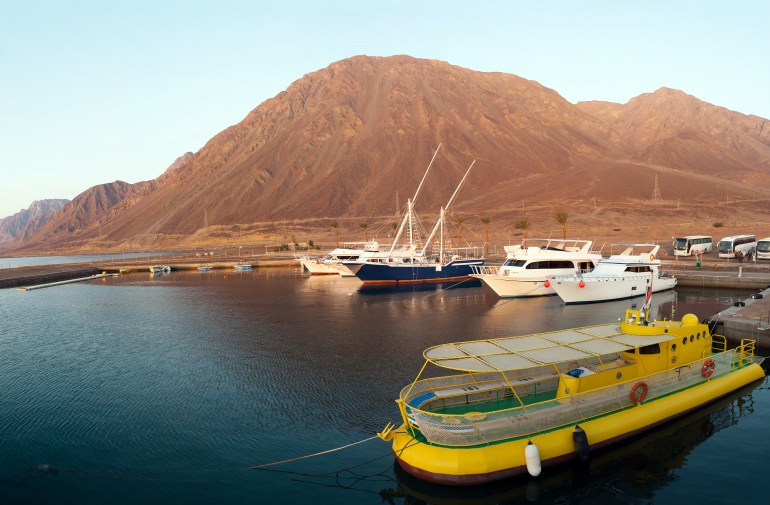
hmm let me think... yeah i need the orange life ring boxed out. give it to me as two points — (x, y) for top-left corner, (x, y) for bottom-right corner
(702, 358), (715, 378)
(649, 253), (655, 261)
(630, 381), (648, 404)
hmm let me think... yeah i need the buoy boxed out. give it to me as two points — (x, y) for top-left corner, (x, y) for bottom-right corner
(578, 280), (585, 288)
(544, 280), (551, 288)
(573, 425), (590, 461)
(525, 440), (541, 477)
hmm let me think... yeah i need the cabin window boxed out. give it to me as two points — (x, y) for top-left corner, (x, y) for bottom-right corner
(639, 344), (661, 355)
(690, 335), (695, 342)
(671, 344), (677, 352)
(682, 337), (687, 345)
(525, 260), (575, 269)
(504, 259), (527, 267)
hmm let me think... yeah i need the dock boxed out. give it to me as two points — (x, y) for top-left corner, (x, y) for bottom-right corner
(16, 272), (120, 291)
(0, 265), (102, 290)
(708, 286), (770, 349)
(0, 257), (299, 290)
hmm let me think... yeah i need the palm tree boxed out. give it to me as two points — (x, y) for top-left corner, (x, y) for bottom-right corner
(480, 215), (490, 254)
(359, 222), (369, 241)
(515, 218), (532, 240)
(330, 220), (339, 247)
(453, 215), (465, 243)
(553, 210), (568, 240)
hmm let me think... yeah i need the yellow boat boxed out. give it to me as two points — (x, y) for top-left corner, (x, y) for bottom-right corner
(377, 308), (765, 485)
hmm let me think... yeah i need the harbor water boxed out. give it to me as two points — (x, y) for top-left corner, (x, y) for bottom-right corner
(1, 267), (768, 504)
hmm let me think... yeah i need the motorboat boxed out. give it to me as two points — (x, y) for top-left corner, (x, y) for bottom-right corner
(298, 242), (381, 276)
(470, 239), (601, 298)
(548, 244), (676, 304)
(377, 303), (765, 485)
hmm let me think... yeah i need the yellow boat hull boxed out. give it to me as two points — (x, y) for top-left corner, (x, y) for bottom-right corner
(392, 363), (765, 485)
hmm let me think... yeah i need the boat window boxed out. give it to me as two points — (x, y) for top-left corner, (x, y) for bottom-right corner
(525, 260), (575, 269)
(624, 266), (652, 272)
(682, 337), (687, 345)
(503, 259), (527, 267)
(671, 344), (677, 352)
(639, 344), (661, 355)
(690, 335), (694, 342)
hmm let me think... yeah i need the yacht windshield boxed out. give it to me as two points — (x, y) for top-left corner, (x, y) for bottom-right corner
(503, 259), (527, 267)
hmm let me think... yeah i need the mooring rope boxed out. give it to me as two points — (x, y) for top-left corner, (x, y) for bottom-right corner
(417, 276), (473, 300)
(248, 435), (380, 469)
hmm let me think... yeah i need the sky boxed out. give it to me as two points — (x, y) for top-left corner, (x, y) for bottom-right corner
(1, 0), (769, 218)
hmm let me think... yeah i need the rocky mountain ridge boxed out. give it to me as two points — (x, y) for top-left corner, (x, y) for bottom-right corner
(9, 55), (770, 252)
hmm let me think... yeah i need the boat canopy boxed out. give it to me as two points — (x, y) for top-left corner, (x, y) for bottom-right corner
(423, 324), (673, 372)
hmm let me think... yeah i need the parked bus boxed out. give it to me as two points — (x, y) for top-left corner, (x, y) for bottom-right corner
(716, 235), (756, 259)
(672, 235), (712, 256)
(756, 237), (770, 260)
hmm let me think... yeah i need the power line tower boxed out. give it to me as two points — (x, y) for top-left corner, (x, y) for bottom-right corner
(652, 174), (662, 202)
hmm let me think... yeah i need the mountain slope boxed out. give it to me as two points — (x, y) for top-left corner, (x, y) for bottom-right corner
(13, 56), (770, 251)
(0, 199), (69, 247)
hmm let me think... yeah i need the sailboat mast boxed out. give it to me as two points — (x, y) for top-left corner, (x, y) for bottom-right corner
(420, 160), (475, 256)
(389, 144), (442, 256)
(439, 207), (445, 264)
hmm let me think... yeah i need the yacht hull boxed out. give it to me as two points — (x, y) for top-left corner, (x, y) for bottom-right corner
(354, 259), (484, 284)
(552, 276), (677, 304)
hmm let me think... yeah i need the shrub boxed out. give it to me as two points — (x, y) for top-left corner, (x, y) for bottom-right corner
(713, 222), (724, 228)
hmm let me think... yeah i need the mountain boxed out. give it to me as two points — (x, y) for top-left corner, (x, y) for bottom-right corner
(0, 199), (69, 248)
(11, 55), (770, 252)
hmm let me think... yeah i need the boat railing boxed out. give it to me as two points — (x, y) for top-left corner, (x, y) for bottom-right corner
(469, 265), (500, 275)
(405, 351), (746, 447)
(554, 273), (660, 282)
(711, 334), (728, 354)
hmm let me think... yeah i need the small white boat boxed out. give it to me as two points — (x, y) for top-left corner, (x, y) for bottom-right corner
(197, 265), (213, 272)
(549, 244), (676, 304)
(149, 266), (163, 274)
(162, 265), (171, 273)
(234, 262), (252, 271)
(470, 239), (602, 298)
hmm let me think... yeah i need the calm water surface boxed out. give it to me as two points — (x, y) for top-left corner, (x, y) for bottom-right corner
(1, 268), (768, 504)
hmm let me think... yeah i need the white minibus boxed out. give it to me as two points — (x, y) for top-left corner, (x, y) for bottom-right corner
(716, 235), (756, 259)
(672, 235), (712, 256)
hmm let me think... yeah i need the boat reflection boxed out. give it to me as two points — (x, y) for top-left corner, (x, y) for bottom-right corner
(357, 278), (482, 295)
(377, 379), (763, 504)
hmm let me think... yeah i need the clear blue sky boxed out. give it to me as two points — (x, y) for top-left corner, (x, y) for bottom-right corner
(2, 0), (768, 218)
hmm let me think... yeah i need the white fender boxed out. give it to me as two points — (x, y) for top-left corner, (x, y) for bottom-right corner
(525, 440), (541, 477)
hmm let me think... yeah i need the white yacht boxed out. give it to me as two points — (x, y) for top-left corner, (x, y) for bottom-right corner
(548, 244), (677, 304)
(298, 242), (381, 276)
(470, 239), (601, 298)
